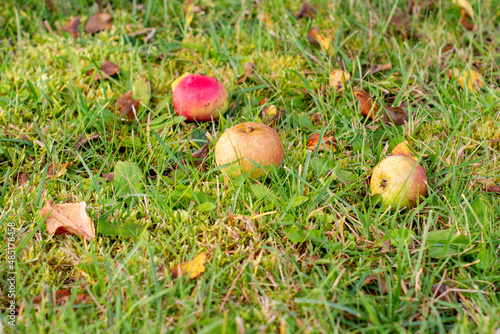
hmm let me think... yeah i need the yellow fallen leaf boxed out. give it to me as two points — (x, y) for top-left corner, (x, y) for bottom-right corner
(306, 27), (330, 51)
(47, 162), (73, 179)
(451, 68), (483, 91)
(171, 252), (208, 279)
(171, 72), (192, 91)
(452, 0), (474, 20)
(40, 201), (95, 240)
(316, 33), (330, 51)
(306, 133), (337, 152)
(390, 141), (417, 161)
(185, 0), (195, 27)
(329, 70), (351, 91)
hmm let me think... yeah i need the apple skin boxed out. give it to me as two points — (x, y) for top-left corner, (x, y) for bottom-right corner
(172, 74), (229, 122)
(370, 154), (428, 210)
(215, 122), (285, 178)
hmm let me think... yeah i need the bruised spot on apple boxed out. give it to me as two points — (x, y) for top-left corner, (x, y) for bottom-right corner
(370, 154), (428, 211)
(215, 122), (285, 178)
(172, 73), (229, 122)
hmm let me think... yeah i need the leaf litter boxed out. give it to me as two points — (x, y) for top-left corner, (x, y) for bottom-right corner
(40, 201), (95, 240)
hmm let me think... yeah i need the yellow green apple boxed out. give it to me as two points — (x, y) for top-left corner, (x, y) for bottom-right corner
(370, 154), (428, 210)
(214, 122), (285, 178)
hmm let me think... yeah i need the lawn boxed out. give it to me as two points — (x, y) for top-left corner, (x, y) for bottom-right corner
(1, 0), (500, 332)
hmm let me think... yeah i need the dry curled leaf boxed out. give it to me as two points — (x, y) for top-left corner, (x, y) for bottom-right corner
(370, 63), (393, 75)
(382, 105), (408, 126)
(354, 90), (379, 120)
(486, 185), (500, 193)
(47, 162), (73, 179)
(390, 141), (417, 160)
(190, 143), (209, 171)
(40, 201), (95, 240)
(329, 70), (351, 91)
(117, 91), (140, 120)
(306, 27), (330, 51)
(62, 17), (80, 38)
(295, 1), (316, 19)
(306, 133), (337, 152)
(238, 62), (256, 84)
(84, 13), (112, 34)
(171, 252), (208, 279)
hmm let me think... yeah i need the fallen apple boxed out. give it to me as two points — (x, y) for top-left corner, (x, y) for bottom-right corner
(172, 73), (229, 122)
(215, 122), (285, 178)
(370, 154), (428, 210)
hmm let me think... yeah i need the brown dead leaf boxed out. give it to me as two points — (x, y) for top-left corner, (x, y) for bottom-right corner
(370, 63), (393, 75)
(84, 13), (112, 34)
(190, 143), (209, 171)
(306, 27), (330, 51)
(101, 172), (114, 183)
(309, 112), (325, 126)
(295, 1), (316, 19)
(459, 8), (475, 31)
(89, 61), (121, 81)
(364, 274), (388, 295)
(431, 284), (457, 303)
(238, 62), (256, 84)
(306, 133), (337, 152)
(63, 17), (80, 38)
(329, 70), (351, 91)
(100, 60), (120, 76)
(408, 0), (436, 14)
(74, 133), (101, 150)
(354, 90), (379, 120)
(14, 172), (28, 185)
(382, 105), (408, 126)
(390, 141), (417, 160)
(259, 97), (269, 106)
(117, 91), (140, 120)
(486, 185), (500, 193)
(33, 289), (90, 307)
(389, 12), (413, 39)
(47, 162), (73, 179)
(40, 201), (95, 240)
(171, 252), (208, 279)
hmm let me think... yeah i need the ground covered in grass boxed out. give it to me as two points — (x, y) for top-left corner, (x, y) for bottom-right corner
(1, 0), (500, 332)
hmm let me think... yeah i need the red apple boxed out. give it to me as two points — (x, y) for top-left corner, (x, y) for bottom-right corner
(370, 154), (428, 210)
(172, 73), (229, 122)
(215, 122), (285, 178)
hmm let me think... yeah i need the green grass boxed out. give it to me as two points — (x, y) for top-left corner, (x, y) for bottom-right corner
(1, 0), (500, 332)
